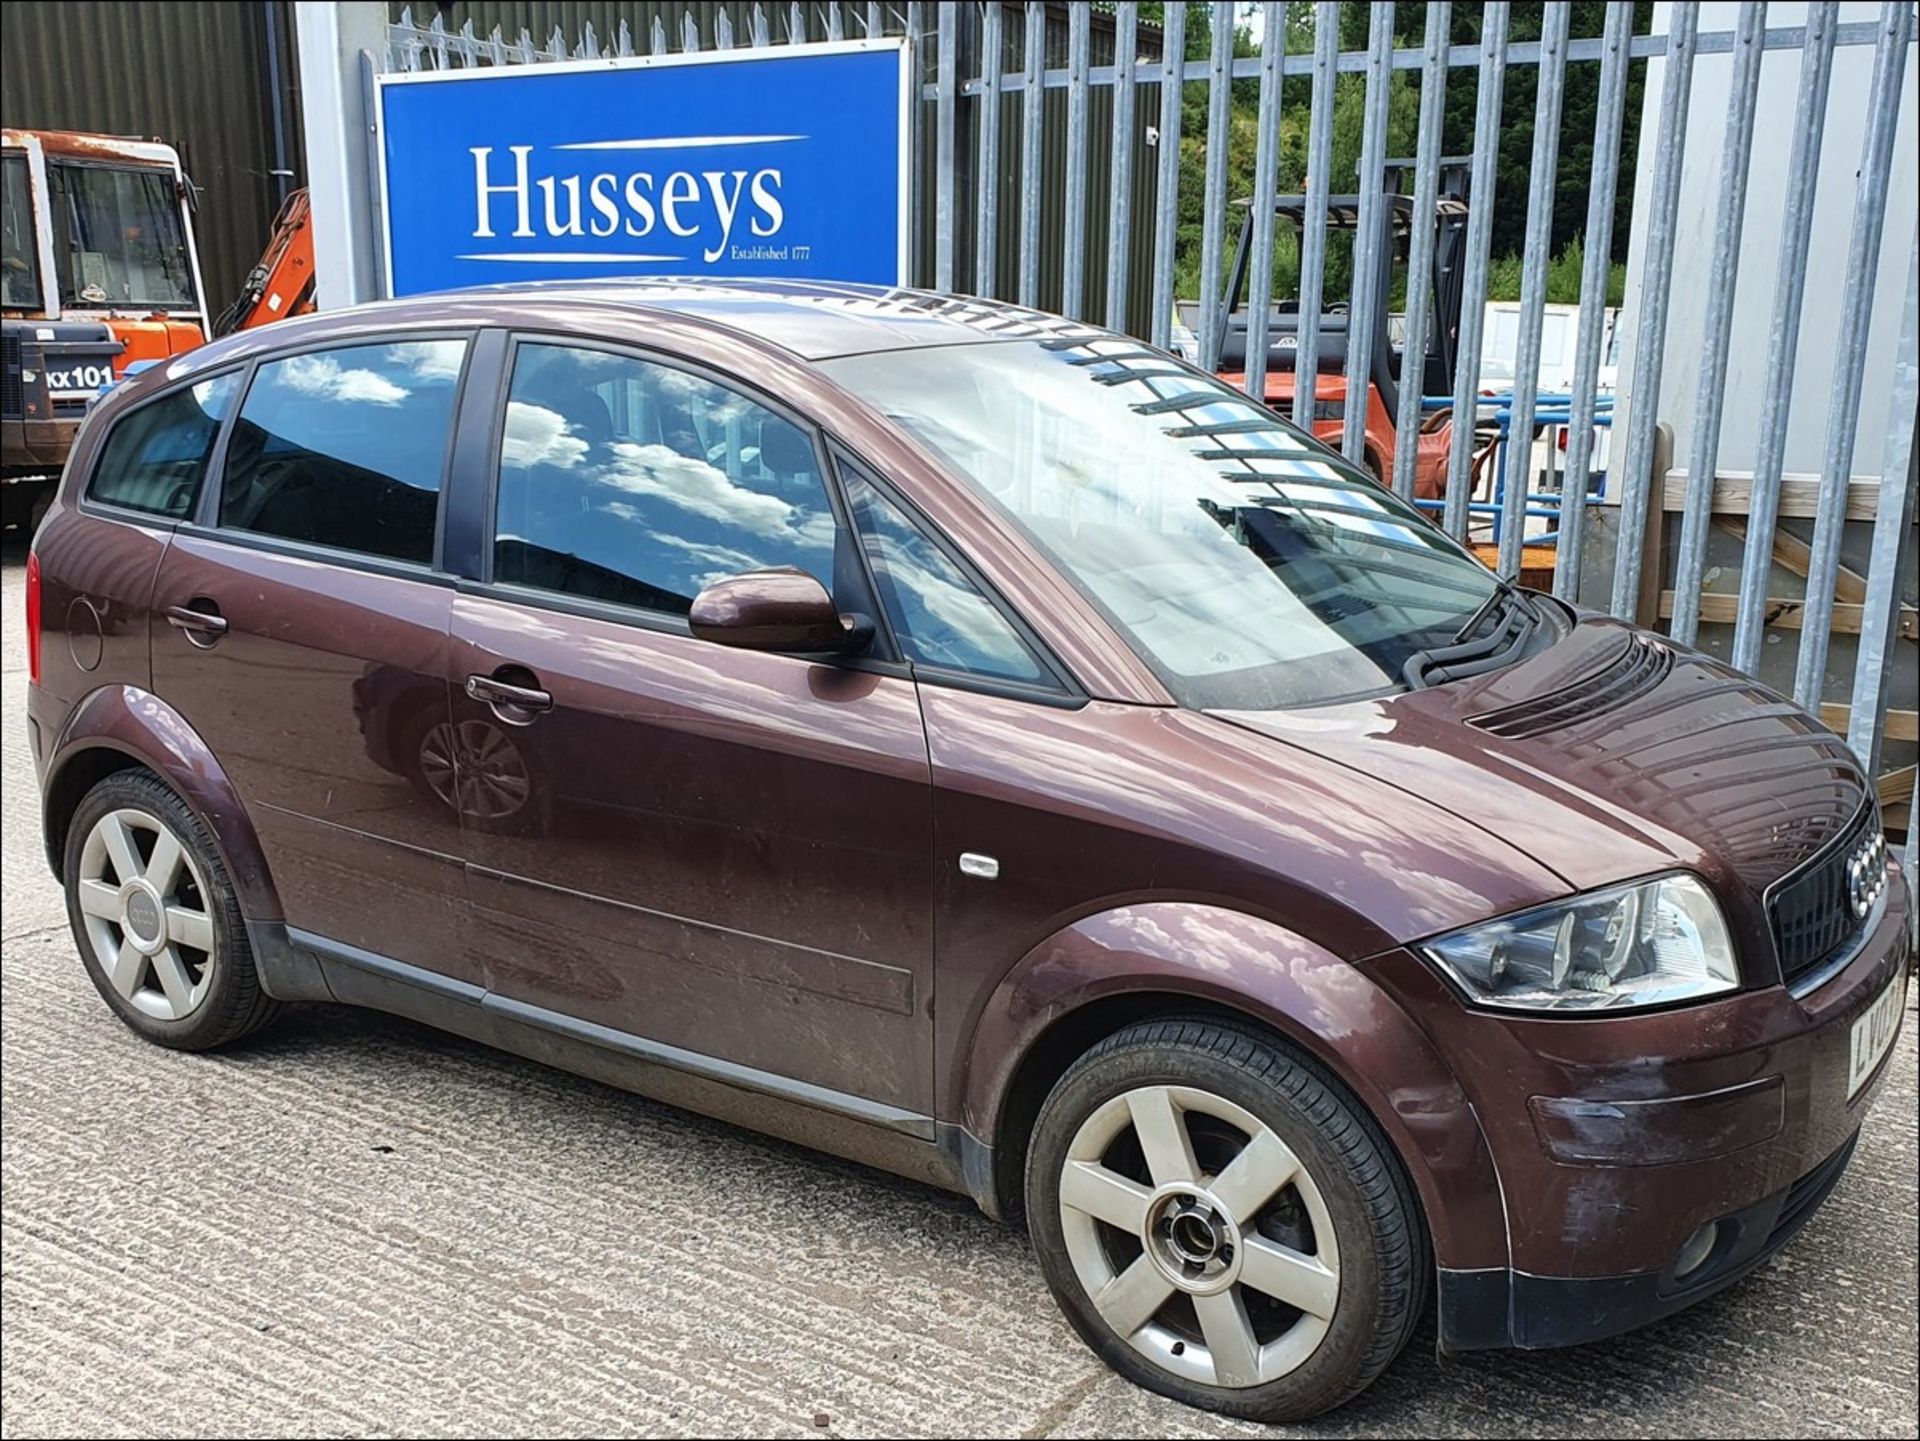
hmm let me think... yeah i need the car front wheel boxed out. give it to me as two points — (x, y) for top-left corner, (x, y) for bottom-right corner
(1025, 1017), (1426, 1423)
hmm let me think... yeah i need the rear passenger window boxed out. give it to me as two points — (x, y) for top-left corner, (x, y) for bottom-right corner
(220, 339), (466, 565)
(492, 342), (836, 617)
(88, 372), (239, 518)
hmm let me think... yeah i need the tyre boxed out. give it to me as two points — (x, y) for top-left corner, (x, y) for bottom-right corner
(63, 769), (280, 1050)
(1025, 1017), (1426, 1423)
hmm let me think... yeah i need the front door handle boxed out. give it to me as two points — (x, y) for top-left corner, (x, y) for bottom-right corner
(466, 672), (553, 724)
(164, 602), (228, 648)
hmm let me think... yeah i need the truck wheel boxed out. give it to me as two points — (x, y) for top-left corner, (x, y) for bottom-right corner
(1025, 1017), (1426, 1423)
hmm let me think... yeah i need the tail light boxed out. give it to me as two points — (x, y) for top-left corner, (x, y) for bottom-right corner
(25, 549), (41, 686)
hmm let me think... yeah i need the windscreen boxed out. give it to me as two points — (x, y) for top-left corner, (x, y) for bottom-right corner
(2, 153), (41, 310)
(821, 337), (1501, 709)
(49, 161), (196, 310)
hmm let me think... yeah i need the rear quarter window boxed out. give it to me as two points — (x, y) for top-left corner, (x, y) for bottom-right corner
(86, 372), (239, 519)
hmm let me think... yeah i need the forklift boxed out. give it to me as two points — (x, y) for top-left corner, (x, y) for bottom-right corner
(1181, 159), (1479, 501)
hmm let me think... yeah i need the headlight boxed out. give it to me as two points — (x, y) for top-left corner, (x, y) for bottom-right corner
(1421, 873), (1738, 1013)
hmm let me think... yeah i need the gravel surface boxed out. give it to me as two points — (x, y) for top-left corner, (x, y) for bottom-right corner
(2, 540), (1915, 1438)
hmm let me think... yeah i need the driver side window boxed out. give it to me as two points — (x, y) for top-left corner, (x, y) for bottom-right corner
(842, 469), (1048, 686)
(493, 342), (837, 618)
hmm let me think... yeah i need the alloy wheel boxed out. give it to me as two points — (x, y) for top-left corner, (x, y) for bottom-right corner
(1057, 1084), (1341, 1389)
(74, 808), (216, 1022)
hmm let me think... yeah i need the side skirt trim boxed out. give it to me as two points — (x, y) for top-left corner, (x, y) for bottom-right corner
(290, 927), (936, 1142)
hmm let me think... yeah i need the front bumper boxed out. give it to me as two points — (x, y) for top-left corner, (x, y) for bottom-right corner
(1438, 1129), (1861, 1349)
(1363, 864), (1909, 1352)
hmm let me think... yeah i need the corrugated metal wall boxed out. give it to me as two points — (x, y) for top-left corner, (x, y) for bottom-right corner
(0, 0), (303, 311)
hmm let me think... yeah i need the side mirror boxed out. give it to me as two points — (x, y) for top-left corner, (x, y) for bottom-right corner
(689, 568), (874, 656)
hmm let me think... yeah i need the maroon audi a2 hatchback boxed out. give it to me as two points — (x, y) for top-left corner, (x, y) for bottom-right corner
(26, 282), (1907, 1421)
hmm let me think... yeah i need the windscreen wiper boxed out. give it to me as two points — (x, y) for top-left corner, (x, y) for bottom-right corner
(1401, 581), (1540, 690)
(1452, 577), (1517, 643)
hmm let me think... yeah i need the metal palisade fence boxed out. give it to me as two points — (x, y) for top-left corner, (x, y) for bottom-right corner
(385, 1), (1918, 869)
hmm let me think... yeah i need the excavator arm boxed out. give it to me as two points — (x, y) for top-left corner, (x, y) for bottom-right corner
(213, 189), (315, 335)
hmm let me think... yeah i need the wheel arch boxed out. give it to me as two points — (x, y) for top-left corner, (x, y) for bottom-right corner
(43, 684), (283, 923)
(986, 990), (1279, 1221)
(42, 743), (146, 877)
(955, 902), (1509, 1273)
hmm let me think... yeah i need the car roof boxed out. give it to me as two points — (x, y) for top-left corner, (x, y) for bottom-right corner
(170, 279), (1104, 378)
(479, 278), (1092, 359)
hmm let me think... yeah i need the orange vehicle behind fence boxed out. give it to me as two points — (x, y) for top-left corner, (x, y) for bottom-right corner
(2, 128), (210, 524)
(1213, 361), (1457, 501)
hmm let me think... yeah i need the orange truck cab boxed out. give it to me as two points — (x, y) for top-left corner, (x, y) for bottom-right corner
(2, 128), (209, 526)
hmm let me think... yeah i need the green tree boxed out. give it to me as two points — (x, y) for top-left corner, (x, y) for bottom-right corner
(1485, 235), (1628, 305)
(1150, 1), (1652, 308)
(1339, 1), (1653, 263)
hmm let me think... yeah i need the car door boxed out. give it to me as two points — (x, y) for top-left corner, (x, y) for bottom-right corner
(149, 335), (475, 982)
(445, 338), (936, 1114)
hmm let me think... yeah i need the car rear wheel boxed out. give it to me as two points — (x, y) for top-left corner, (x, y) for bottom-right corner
(1025, 1017), (1425, 1423)
(64, 770), (279, 1050)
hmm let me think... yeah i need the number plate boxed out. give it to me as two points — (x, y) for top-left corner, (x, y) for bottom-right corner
(1848, 975), (1906, 1099)
(45, 364), (114, 393)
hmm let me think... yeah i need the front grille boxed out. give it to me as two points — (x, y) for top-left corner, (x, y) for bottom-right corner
(1468, 632), (1674, 740)
(1, 332), (21, 419)
(1768, 802), (1882, 986)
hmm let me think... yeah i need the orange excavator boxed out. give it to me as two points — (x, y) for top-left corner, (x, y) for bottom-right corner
(212, 187), (315, 334)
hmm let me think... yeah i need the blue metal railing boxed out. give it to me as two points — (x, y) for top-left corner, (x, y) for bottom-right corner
(1414, 390), (1615, 549)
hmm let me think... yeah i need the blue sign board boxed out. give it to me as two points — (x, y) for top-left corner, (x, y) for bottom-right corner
(375, 40), (909, 296)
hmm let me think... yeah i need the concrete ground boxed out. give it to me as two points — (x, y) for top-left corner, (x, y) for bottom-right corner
(1, 538), (1915, 1439)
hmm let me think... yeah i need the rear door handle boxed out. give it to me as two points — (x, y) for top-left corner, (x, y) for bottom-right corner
(466, 672), (553, 722)
(164, 603), (228, 647)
